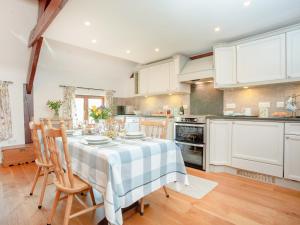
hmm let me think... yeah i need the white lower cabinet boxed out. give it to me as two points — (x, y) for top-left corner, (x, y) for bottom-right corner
(209, 120), (285, 177)
(231, 121), (284, 177)
(209, 120), (232, 166)
(284, 135), (300, 182)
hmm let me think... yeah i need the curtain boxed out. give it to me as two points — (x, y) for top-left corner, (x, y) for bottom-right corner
(105, 90), (114, 108)
(0, 81), (12, 141)
(62, 86), (76, 122)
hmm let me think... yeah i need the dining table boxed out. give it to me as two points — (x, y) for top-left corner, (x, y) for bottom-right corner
(57, 134), (188, 225)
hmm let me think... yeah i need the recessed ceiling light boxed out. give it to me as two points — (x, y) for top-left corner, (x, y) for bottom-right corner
(126, 50), (131, 54)
(243, 1), (251, 7)
(155, 48), (160, 52)
(84, 21), (91, 26)
(214, 27), (221, 32)
(91, 39), (97, 44)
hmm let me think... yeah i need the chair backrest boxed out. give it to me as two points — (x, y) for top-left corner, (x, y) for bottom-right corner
(45, 121), (75, 188)
(140, 119), (168, 139)
(29, 121), (50, 165)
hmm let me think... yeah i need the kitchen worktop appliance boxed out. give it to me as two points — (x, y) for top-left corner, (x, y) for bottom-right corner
(174, 115), (210, 170)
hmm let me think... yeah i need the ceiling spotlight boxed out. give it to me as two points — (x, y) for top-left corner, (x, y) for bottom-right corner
(91, 39), (97, 44)
(243, 1), (251, 7)
(214, 27), (221, 32)
(126, 50), (131, 54)
(155, 48), (160, 52)
(84, 21), (91, 26)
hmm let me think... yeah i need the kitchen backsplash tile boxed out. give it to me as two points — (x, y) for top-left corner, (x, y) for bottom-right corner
(224, 83), (300, 116)
(114, 94), (190, 115)
(190, 83), (223, 115)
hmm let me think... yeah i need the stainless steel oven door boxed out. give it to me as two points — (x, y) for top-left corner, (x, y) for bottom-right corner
(175, 141), (206, 170)
(174, 123), (205, 145)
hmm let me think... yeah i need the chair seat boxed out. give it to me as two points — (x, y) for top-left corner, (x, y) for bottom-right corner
(54, 174), (90, 194)
(35, 159), (52, 168)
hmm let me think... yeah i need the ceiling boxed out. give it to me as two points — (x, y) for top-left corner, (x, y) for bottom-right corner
(45, 0), (300, 64)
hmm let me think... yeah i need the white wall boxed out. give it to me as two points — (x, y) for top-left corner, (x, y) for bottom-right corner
(34, 39), (137, 120)
(0, 0), (136, 147)
(0, 0), (37, 146)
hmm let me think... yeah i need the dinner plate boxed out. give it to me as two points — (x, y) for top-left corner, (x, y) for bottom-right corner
(66, 130), (74, 135)
(126, 131), (144, 137)
(124, 135), (145, 139)
(85, 136), (110, 142)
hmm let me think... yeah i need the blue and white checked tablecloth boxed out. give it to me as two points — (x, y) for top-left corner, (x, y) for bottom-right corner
(57, 136), (188, 225)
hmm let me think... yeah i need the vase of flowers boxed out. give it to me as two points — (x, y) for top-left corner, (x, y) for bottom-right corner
(47, 100), (63, 118)
(89, 106), (112, 133)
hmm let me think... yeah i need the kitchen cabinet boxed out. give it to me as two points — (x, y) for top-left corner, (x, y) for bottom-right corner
(209, 120), (232, 165)
(169, 61), (190, 93)
(287, 29), (300, 79)
(284, 135), (300, 182)
(236, 34), (286, 83)
(138, 61), (190, 96)
(214, 46), (237, 86)
(138, 67), (150, 95)
(231, 121), (284, 177)
(148, 63), (169, 94)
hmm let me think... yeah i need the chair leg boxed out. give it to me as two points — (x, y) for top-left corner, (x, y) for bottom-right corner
(89, 187), (96, 206)
(38, 168), (49, 209)
(47, 190), (61, 225)
(30, 166), (41, 195)
(163, 186), (169, 198)
(63, 194), (74, 225)
(139, 198), (144, 216)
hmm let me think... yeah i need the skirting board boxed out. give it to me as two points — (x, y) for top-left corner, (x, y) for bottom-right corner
(208, 164), (300, 191)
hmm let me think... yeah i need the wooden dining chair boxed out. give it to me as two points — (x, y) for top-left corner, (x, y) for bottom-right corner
(29, 121), (53, 209)
(46, 121), (103, 225)
(138, 119), (169, 215)
(139, 119), (168, 139)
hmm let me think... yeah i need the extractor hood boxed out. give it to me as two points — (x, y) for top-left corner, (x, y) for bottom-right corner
(173, 54), (215, 82)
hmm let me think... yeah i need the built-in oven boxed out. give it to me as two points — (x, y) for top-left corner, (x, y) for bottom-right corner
(174, 122), (206, 170)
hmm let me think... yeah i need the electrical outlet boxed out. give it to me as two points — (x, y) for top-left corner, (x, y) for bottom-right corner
(258, 102), (270, 108)
(276, 101), (284, 108)
(226, 103), (236, 109)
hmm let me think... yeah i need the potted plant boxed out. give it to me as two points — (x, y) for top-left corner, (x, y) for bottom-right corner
(89, 106), (112, 133)
(89, 105), (111, 122)
(47, 100), (63, 118)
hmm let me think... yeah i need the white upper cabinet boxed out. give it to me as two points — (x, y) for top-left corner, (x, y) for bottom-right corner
(138, 61), (190, 96)
(236, 34), (286, 83)
(214, 46), (237, 86)
(138, 67), (150, 95)
(169, 61), (190, 93)
(209, 120), (232, 166)
(148, 63), (169, 94)
(287, 29), (300, 78)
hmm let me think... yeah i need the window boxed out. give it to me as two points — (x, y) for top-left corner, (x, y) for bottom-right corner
(75, 95), (105, 123)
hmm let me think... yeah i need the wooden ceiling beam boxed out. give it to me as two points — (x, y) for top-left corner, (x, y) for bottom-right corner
(26, 37), (44, 94)
(190, 52), (213, 60)
(26, 0), (68, 94)
(28, 0), (67, 47)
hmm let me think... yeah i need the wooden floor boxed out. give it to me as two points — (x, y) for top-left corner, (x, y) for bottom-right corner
(1, 164), (300, 225)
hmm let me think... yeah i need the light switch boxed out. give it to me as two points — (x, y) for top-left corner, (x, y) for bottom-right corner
(276, 101), (284, 108)
(226, 103), (236, 109)
(258, 102), (270, 108)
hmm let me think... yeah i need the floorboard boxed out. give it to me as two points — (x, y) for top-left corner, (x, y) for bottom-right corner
(0, 164), (299, 225)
